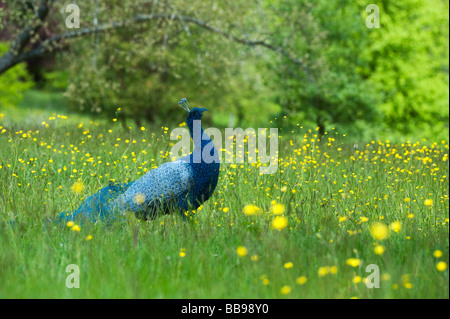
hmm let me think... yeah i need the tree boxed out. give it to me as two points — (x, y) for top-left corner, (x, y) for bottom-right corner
(263, 0), (380, 136)
(0, 0), (309, 124)
(361, 0), (449, 138)
(1, 0), (447, 139)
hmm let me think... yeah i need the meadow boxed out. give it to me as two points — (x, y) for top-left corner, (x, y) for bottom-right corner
(0, 100), (448, 299)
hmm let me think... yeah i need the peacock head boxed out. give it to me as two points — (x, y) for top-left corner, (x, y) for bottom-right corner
(178, 98), (208, 121)
(187, 107), (208, 121)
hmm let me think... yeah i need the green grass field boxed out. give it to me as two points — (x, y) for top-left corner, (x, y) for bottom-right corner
(0, 100), (448, 299)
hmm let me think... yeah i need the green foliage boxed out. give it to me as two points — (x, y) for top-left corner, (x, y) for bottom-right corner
(361, 0), (449, 139)
(57, 0), (275, 126)
(0, 43), (34, 109)
(1, 0), (447, 140)
(256, 0), (448, 140)
(263, 1), (381, 136)
(43, 70), (69, 92)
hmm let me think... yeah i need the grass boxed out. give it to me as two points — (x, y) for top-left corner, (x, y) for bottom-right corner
(0, 97), (448, 299)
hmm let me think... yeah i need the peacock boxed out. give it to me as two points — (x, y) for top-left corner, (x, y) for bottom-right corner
(59, 98), (220, 223)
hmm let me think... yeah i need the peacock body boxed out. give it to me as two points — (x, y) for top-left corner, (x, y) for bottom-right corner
(59, 99), (220, 222)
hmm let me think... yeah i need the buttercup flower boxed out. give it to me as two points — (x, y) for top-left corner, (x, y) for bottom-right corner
(236, 246), (248, 257)
(243, 204), (260, 216)
(272, 216), (288, 230)
(346, 258), (361, 267)
(436, 262), (447, 272)
(389, 221), (401, 233)
(270, 203), (286, 215)
(369, 222), (389, 240)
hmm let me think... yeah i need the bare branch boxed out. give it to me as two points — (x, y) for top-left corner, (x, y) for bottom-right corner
(0, 0), (52, 74)
(0, 12), (307, 75)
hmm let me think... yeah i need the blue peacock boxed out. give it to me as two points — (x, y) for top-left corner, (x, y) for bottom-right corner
(59, 98), (220, 223)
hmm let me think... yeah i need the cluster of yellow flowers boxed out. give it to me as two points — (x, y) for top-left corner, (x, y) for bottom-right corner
(434, 250), (447, 272)
(66, 221), (92, 241)
(242, 202), (289, 231)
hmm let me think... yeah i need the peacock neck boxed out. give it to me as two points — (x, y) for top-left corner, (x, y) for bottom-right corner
(186, 117), (217, 164)
(187, 117), (212, 150)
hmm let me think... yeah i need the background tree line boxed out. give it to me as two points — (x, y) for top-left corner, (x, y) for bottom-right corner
(0, 0), (448, 140)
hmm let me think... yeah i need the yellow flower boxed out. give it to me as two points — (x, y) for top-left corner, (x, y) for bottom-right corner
(284, 262), (294, 269)
(223, 207), (229, 213)
(369, 222), (389, 240)
(236, 246), (248, 257)
(179, 252), (186, 258)
(433, 250), (443, 258)
(424, 199), (433, 207)
(374, 245), (385, 255)
(296, 276), (307, 285)
(318, 266), (330, 277)
(270, 203), (286, 215)
(71, 181), (84, 194)
(272, 216), (288, 231)
(353, 276), (362, 284)
(251, 255), (259, 261)
(382, 273), (391, 281)
(71, 224), (81, 232)
(346, 258), (361, 267)
(280, 285), (291, 295)
(401, 275), (413, 289)
(66, 221), (75, 228)
(281, 186), (287, 192)
(436, 261), (447, 272)
(85, 235), (93, 241)
(133, 193), (146, 205)
(242, 204), (260, 215)
(389, 221), (401, 233)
